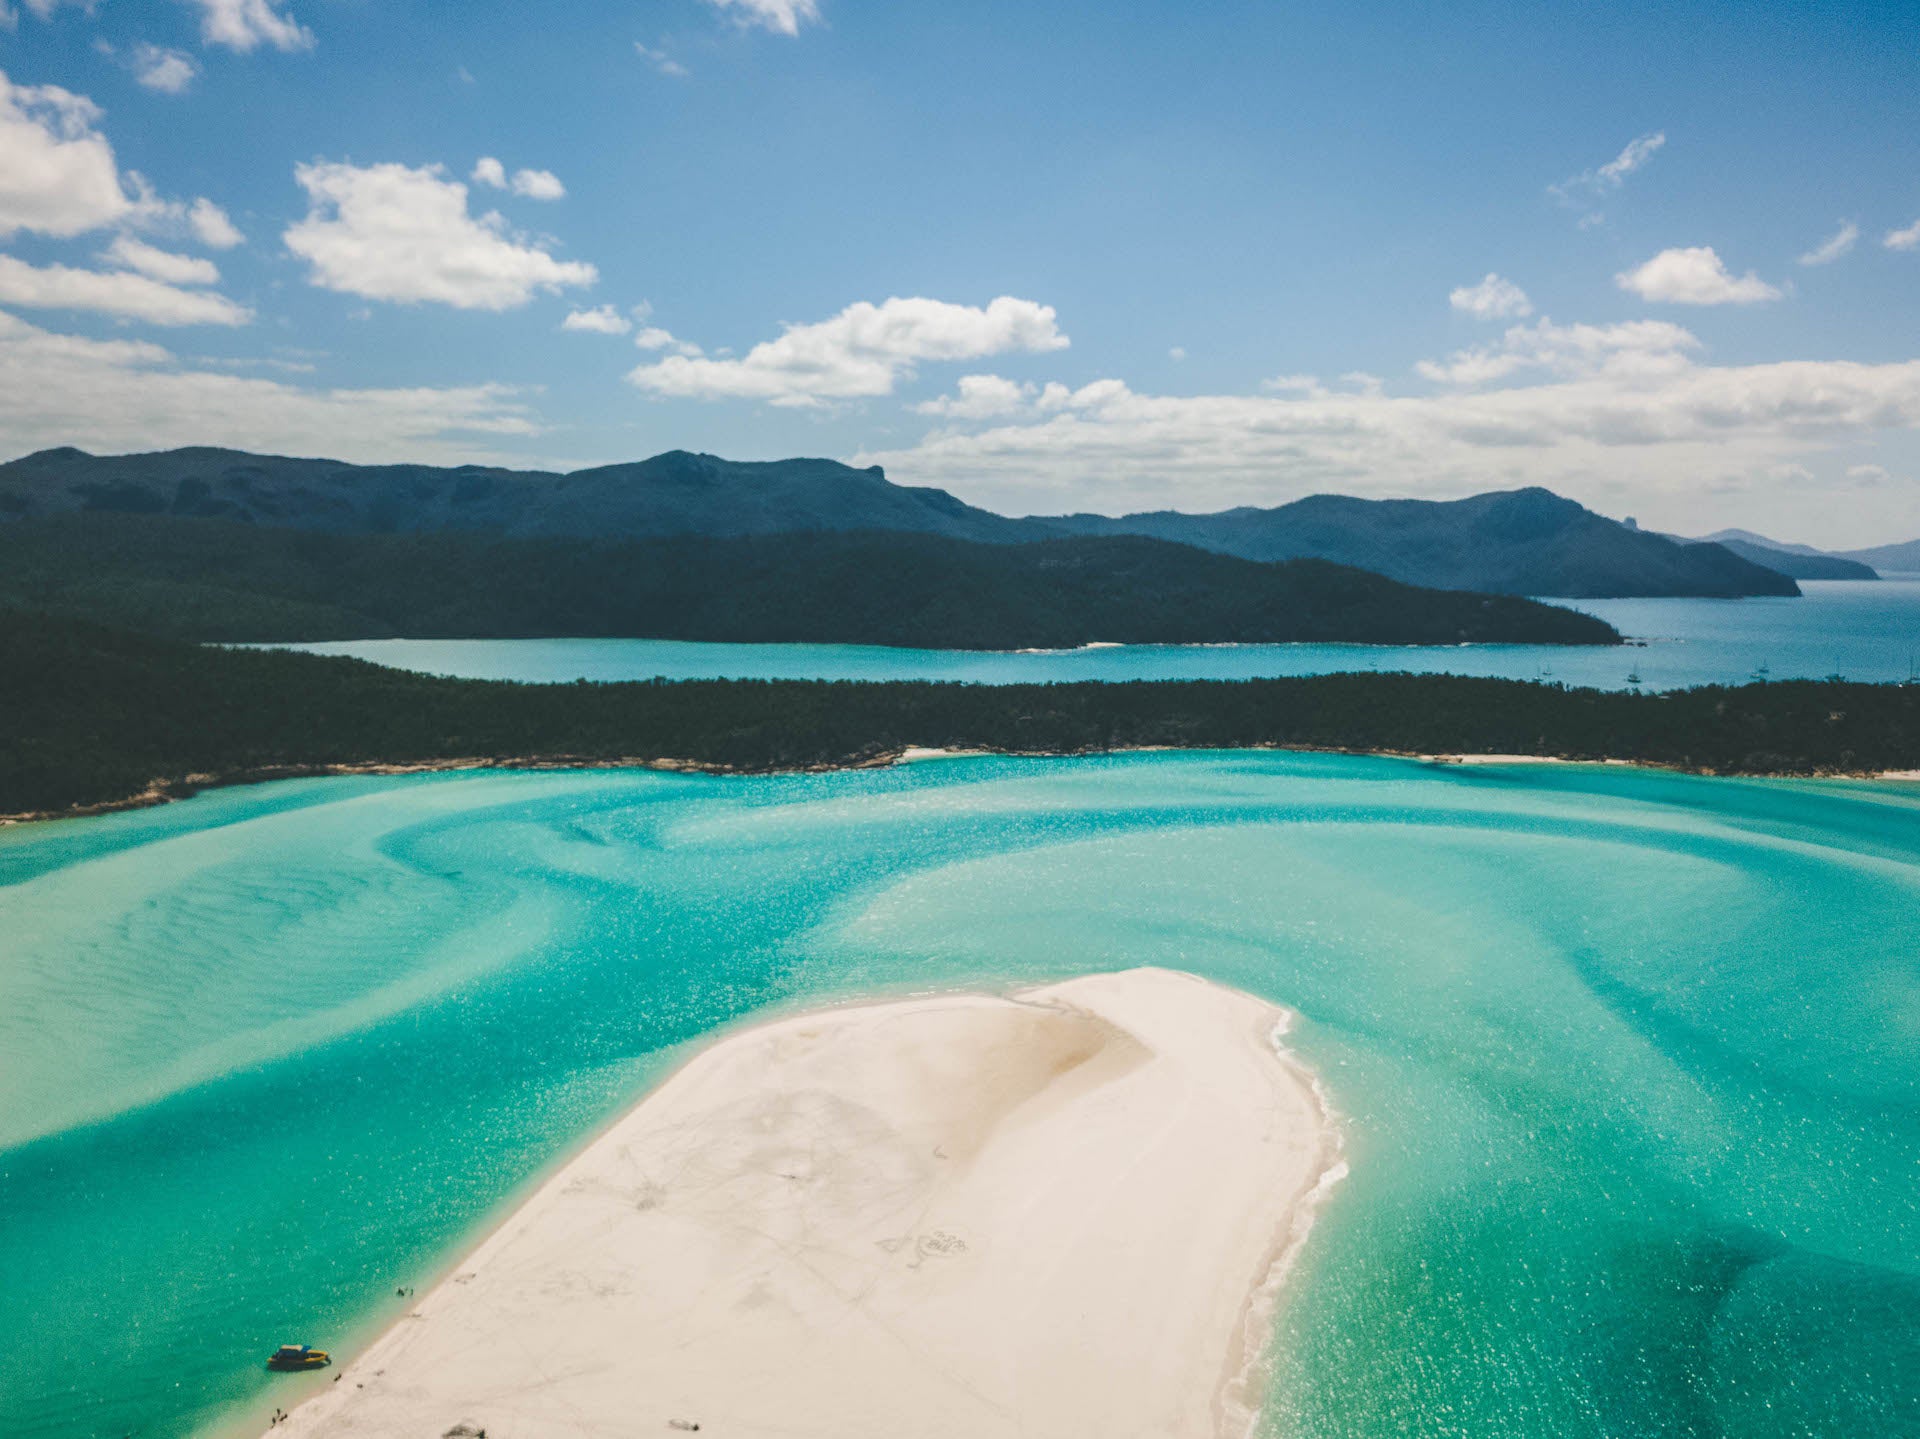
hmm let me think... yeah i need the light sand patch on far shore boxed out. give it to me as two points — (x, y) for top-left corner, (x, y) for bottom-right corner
(265, 968), (1339, 1439)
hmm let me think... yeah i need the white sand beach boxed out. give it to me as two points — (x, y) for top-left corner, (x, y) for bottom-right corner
(267, 967), (1339, 1439)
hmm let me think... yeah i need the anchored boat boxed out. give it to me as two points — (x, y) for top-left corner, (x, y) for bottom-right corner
(266, 1344), (331, 1372)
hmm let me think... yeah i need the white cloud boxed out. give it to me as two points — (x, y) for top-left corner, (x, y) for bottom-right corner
(190, 0), (313, 53)
(1615, 246), (1782, 305)
(101, 235), (220, 286)
(1798, 221), (1858, 267)
(0, 71), (239, 254)
(635, 42), (690, 77)
(1261, 373), (1329, 397)
(1886, 218), (1920, 252)
(284, 160), (597, 310)
(189, 197), (243, 249)
(0, 254), (250, 325)
(1551, 131), (1666, 210)
(630, 296), (1067, 407)
(914, 373), (1036, 419)
(1597, 132), (1665, 184)
(1449, 273), (1533, 319)
(131, 45), (199, 94)
(509, 167), (564, 201)
(561, 304), (630, 334)
(703, 0), (820, 35)
(0, 70), (133, 238)
(0, 307), (541, 462)
(1168, 345), (1187, 362)
(472, 156), (566, 200)
(632, 324), (702, 357)
(853, 348), (1920, 523)
(1418, 317), (1699, 386)
(1846, 463), (1892, 486)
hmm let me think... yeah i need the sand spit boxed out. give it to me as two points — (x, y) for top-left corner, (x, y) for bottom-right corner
(265, 968), (1339, 1439)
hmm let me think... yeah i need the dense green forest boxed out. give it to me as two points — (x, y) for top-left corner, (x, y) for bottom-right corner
(0, 514), (1619, 648)
(5, 612), (1914, 817)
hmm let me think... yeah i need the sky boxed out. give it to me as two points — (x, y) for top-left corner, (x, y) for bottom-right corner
(1, 0), (1917, 546)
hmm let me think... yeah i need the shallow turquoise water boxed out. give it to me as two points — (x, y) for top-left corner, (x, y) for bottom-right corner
(1, 755), (1916, 1437)
(264, 578), (1920, 690)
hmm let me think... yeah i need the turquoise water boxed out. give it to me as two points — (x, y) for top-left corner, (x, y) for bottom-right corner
(264, 579), (1920, 691)
(2, 755), (1917, 1437)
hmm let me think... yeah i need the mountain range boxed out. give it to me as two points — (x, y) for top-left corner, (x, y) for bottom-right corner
(1681, 531), (1881, 581)
(0, 515), (1618, 649)
(0, 446), (1818, 599)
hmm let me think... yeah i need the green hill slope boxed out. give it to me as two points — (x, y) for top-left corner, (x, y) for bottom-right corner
(0, 514), (1620, 649)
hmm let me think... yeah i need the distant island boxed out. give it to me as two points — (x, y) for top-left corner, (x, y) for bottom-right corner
(1677, 529), (1881, 581)
(6, 612), (1915, 820)
(0, 514), (1617, 650)
(0, 445), (1813, 599)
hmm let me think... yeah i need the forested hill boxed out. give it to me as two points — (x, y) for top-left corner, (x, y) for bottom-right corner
(0, 515), (1619, 649)
(1046, 487), (1802, 598)
(0, 446), (1029, 543)
(4, 613), (1915, 818)
(1, 446), (1797, 599)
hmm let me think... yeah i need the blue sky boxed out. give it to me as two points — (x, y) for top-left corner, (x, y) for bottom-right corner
(1, 0), (1917, 544)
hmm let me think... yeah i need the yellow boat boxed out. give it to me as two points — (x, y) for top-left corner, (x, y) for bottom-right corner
(265, 1344), (331, 1372)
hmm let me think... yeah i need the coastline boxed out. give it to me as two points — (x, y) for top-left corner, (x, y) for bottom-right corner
(258, 968), (1342, 1439)
(8, 743), (1918, 829)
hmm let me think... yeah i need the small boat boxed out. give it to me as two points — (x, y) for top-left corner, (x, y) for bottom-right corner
(266, 1344), (332, 1372)
(1626, 669), (1643, 686)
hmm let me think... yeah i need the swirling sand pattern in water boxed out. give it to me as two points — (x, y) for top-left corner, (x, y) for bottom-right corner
(0, 752), (1914, 1437)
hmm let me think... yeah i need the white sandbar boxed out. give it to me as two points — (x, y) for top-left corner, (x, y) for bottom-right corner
(269, 967), (1339, 1439)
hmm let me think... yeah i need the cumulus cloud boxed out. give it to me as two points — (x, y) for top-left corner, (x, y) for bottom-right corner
(471, 157), (566, 200)
(853, 348), (1920, 522)
(630, 295), (1066, 407)
(284, 160), (597, 309)
(189, 197), (244, 249)
(914, 373), (1037, 419)
(0, 254), (250, 325)
(561, 304), (630, 334)
(1418, 318), (1699, 386)
(632, 324), (702, 357)
(1798, 221), (1859, 267)
(101, 235), (220, 286)
(131, 45), (199, 94)
(703, 0), (821, 35)
(1449, 273), (1533, 319)
(0, 307), (540, 462)
(0, 70), (242, 259)
(0, 70), (133, 238)
(509, 167), (563, 200)
(1262, 373), (1329, 397)
(190, 0), (313, 53)
(1887, 218), (1920, 252)
(1616, 246), (1781, 305)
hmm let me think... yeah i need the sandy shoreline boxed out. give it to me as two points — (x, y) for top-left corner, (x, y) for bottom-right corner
(262, 969), (1340, 1439)
(8, 744), (1919, 827)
